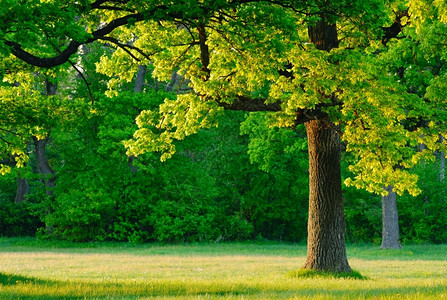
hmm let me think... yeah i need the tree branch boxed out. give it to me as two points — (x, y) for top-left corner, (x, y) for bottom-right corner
(0, 159), (16, 166)
(381, 9), (409, 45)
(217, 96), (281, 112)
(98, 36), (151, 61)
(6, 12), (144, 68)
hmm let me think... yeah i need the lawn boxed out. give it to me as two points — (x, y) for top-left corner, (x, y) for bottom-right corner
(0, 238), (446, 299)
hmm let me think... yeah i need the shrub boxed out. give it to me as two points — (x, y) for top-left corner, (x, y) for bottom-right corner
(0, 200), (43, 237)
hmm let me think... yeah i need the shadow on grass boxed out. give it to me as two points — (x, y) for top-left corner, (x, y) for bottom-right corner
(288, 269), (367, 280)
(0, 272), (56, 286)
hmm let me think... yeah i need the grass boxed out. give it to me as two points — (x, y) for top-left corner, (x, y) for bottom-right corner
(0, 238), (446, 299)
(287, 269), (366, 280)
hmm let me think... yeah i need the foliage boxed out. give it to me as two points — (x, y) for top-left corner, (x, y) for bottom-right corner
(240, 114), (309, 241)
(398, 162), (447, 244)
(0, 198), (43, 237)
(343, 188), (382, 244)
(22, 88), (310, 243)
(0, 0), (446, 246)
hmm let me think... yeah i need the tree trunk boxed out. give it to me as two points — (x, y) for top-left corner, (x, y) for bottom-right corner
(439, 135), (445, 182)
(440, 150), (445, 182)
(133, 65), (147, 93)
(302, 119), (351, 272)
(128, 65), (147, 175)
(15, 171), (29, 203)
(33, 79), (57, 198)
(300, 18), (350, 272)
(381, 186), (402, 249)
(308, 18), (339, 51)
(33, 137), (55, 198)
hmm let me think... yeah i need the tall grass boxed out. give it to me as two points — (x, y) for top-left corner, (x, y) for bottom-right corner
(0, 238), (446, 299)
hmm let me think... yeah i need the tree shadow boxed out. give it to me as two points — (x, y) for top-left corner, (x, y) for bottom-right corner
(0, 272), (54, 286)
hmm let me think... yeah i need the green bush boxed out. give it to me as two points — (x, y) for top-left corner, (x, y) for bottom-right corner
(0, 200), (43, 237)
(398, 163), (447, 244)
(222, 213), (255, 241)
(343, 187), (382, 244)
(42, 187), (116, 242)
(150, 200), (219, 242)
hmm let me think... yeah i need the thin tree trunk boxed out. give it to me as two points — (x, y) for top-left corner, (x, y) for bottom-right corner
(128, 65), (147, 174)
(133, 65), (147, 93)
(381, 186), (402, 249)
(166, 72), (179, 92)
(302, 119), (351, 272)
(440, 151), (445, 182)
(33, 137), (55, 197)
(34, 79), (57, 198)
(438, 135), (445, 203)
(15, 171), (29, 203)
(46, 79), (58, 96)
(439, 135), (445, 182)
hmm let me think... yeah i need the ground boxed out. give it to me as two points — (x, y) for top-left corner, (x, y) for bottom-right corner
(0, 238), (446, 299)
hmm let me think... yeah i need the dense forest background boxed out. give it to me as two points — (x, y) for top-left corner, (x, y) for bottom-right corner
(0, 56), (445, 244)
(1, 0), (446, 246)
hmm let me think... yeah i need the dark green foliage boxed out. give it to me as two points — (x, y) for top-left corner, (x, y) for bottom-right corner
(1, 98), (446, 243)
(240, 114), (309, 241)
(0, 200), (43, 237)
(0, 172), (43, 237)
(22, 98), (314, 243)
(39, 91), (167, 242)
(0, 86), (445, 244)
(398, 162), (447, 244)
(1, 107), (446, 244)
(0, 173), (15, 201)
(343, 160), (447, 245)
(343, 188), (382, 244)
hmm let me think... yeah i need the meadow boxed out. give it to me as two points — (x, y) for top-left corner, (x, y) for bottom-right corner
(0, 238), (446, 299)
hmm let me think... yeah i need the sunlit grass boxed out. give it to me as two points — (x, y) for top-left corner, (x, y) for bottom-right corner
(0, 238), (446, 299)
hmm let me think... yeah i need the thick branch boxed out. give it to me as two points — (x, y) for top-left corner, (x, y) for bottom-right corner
(381, 9), (409, 45)
(90, 0), (131, 10)
(7, 0), (305, 68)
(217, 96), (281, 112)
(197, 25), (210, 78)
(7, 12), (144, 68)
(0, 159), (16, 167)
(6, 40), (81, 68)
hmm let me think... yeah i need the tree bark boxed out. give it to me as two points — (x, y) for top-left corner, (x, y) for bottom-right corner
(381, 186), (402, 249)
(33, 137), (55, 198)
(302, 119), (351, 272)
(15, 171), (29, 203)
(300, 18), (351, 272)
(133, 65), (147, 93)
(440, 151), (445, 182)
(308, 18), (339, 51)
(439, 135), (445, 182)
(33, 79), (57, 198)
(128, 65), (147, 174)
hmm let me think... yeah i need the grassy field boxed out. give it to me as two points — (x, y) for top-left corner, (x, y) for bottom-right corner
(0, 238), (446, 299)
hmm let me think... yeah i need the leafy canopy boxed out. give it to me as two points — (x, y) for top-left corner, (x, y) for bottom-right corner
(1, 0), (446, 196)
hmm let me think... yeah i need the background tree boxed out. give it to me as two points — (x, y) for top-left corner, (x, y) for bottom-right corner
(381, 186), (402, 249)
